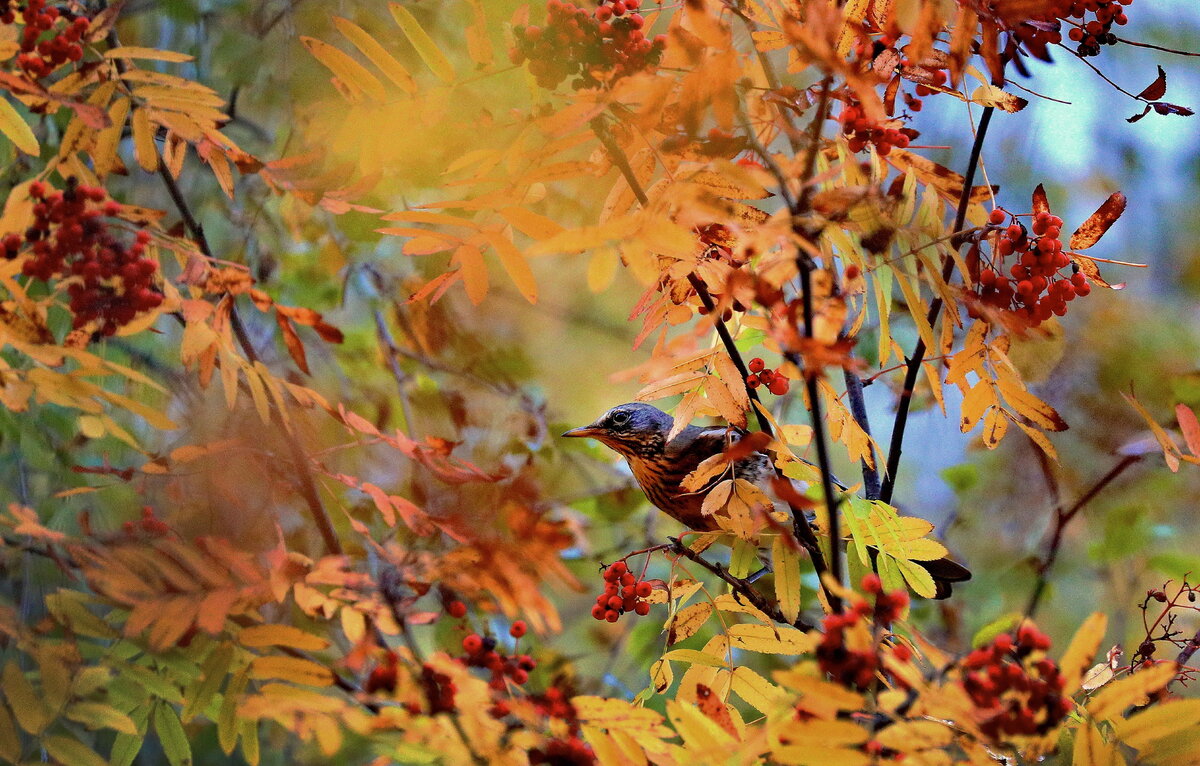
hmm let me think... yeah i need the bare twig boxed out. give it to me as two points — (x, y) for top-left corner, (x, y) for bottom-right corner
(844, 370), (881, 499)
(670, 538), (814, 630)
(1025, 454), (1141, 617)
(879, 105), (996, 504)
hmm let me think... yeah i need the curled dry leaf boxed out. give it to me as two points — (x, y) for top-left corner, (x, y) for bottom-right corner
(1069, 192), (1126, 251)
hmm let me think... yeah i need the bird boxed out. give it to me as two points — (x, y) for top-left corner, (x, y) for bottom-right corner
(563, 402), (971, 598)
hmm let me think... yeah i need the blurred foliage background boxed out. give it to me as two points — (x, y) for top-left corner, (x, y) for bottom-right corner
(3, 1), (1200, 761)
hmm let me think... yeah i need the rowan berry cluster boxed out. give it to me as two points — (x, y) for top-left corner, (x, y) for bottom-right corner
(971, 208), (1090, 326)
(364, 650), (399, 694)
(837, 99), (917, 155)
(960, 624), (1071, 742)
(817, 575), (909, 690)
(530, 736), (595, 766)
(461, 632), (537, 689)
(2, 0), (89, 80)
(1060, 0), (1131, 56)
(8, 178), (162, 337)
(747, 357), (790, 396)
(510, 0), (665, 90)
(120, 506), (170, 537)
(1011, 0), (1131, 58)
(590, 560), (652, 622)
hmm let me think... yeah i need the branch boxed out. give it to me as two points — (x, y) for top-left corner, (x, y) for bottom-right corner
(156, 142), (343, 557)
(879, 105), (996, 504)
(670, 538), (814, 630)
(1025, 454), (1141, 617)
(843, 369), (881, 499)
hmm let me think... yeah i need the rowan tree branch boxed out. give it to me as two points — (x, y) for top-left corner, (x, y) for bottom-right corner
(879, 105), (996, 504)
(1025, 454), (1141, 617)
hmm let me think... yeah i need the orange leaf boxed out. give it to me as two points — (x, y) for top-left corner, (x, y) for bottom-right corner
(1069, 192), (1126, 251)
(1031, 183), (1050, 216)
(1176, 403), (1200, 456)
(276, 313), (309, 375)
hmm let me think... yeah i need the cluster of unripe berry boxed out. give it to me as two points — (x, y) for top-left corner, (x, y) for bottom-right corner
(746, 357), (790, 396)
(3, 0), (89, 80)
(1013, 0), (1131, 58)
(8, 178), (162, 337)
(837, 99), (917, 155)
(960, 624), (1071, 742)
(971, 208), (1090, 326)
(461, 626), (537, 691)
(590, 560), (652, 622)
(816, 575), (909, 691)
(509, 0), (665, 90)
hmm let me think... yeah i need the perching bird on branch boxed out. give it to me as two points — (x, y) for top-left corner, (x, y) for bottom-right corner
(563, 402), (970, 598)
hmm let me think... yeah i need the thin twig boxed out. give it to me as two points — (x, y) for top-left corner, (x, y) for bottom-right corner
(670, 538), (814, 630)
(879, 105), (995, 504)
(1025, 454), (1141, 617)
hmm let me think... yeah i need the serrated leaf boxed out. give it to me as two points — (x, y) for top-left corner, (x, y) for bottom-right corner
(666, 602), (714, 646)
(660, 648), (728, 668)
(389, 3), (455, 84)
(726, 623), (817, 654)
(182, 644), (234, 723)
(730, 665), (787, 713)
(301, 36), (387, 101)
(1088, 662), (1177, 720)
(64, 701), (137, 735)
(1116, 699), (1200, 750)
(105, 47), (193, 62)
(650, 658), (673, 694)
(772, 536), (801, 624)
(1069, 192), (1126, 250)
(332, 17), (416, 93)
(131, 107), (158, 172)
(0, 96), (38, 155)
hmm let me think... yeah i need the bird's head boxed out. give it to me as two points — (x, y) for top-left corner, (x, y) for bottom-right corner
(562, 403), (673, 459)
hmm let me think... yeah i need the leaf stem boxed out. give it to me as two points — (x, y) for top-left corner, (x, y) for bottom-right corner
(669, 538), (813, 630)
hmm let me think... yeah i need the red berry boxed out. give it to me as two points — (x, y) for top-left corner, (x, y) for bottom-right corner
(463, 634), (483, 654)
(509, 620), (527, 638)
(447, 600), (467, 618)
(635, 581), (652, 597)
(748, 357), (765, 373)
(988, 209), (1006, 225)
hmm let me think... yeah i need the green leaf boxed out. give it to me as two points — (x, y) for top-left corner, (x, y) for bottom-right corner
(43, 734), (108, 766)
(971, 612), (1022, 649)
(152, 702), (192, 766)
(0, 96), (39, 155)
(388, 3), (455, 84)
(182, 643), (234, 723)
(65, 701), (138, 735)
(729, 538), (757, 579)
(218, 665), (249, 755)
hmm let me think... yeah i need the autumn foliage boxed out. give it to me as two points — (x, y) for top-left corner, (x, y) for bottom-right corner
(0, 1), (1199, 765)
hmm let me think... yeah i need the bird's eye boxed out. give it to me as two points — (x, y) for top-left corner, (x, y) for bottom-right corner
(610, 411), (631, 428)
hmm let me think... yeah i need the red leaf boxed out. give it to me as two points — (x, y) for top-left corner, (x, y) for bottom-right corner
(276, 313), (310, 375)
(1031, 183), (1050, 217)
(1177, 404), (1200, 457)
(1138, 66), (1168, 100)
(1069, 192), (1126, 251)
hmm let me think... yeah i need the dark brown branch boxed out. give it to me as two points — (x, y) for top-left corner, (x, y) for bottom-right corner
(670, 538), (814, 630)
(843, 370), (881, 500)
(879, 105), (996, 504)
(1025, 454), (1141, 617)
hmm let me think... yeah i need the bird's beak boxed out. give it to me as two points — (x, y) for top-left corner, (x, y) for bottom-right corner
(562, 424), (601, 439)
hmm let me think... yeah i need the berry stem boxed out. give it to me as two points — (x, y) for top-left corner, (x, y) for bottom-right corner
(879, 105), (995, 505)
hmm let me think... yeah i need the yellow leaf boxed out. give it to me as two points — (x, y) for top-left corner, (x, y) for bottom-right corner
(42, 735), (108, 766)
(667, 602), (714, 646)
(498, 207), (564, 241)
(1116, 699), (1200, 751)
(247, 656), (335, 687)
(701, 478), (734, 517)
(238, 624), (330, 652)
(1060, 613), (1108, 696)
(389, 3), (456, 84)
(300, 36), (387, 101)
(666, 699), (737, 751)
(650, 658), (673, 694)
(1088, 662), (1177, 720)
(660, 649), (727, 668)
(64, 701), (137, 735)
(1072, 721), (1125, 766)
(484, 229), (537, 303)
(959, 382), (994, 432)
(105, 47), (194, 62)
(730, 666), (787, 713)
(2, 661), (51, 734)
(332, 17), (416, 93)
(982, 407), (1008, 448)
(131, 107), (158, 171)
(726, 623), (817, 654)
(705, 373), (746, 428)
(0, 96), (38, 156)
(1122, 391), (1182, 472)
(453, 244), (488, 305)
(773, 536), (802, 624)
